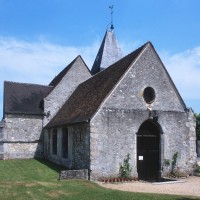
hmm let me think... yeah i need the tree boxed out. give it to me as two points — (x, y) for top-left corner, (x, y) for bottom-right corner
(195, 113), (200, 140)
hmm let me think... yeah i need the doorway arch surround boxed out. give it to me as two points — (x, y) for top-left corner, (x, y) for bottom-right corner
(136, 119), (163, 181)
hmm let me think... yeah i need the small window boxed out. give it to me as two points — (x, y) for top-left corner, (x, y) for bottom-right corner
(143, 87), (155, 104)
(52, 129), (57, 155)
(62, 128), (68, 158)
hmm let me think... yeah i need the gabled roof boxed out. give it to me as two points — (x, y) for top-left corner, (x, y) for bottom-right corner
(46, 42), (148, 128)
(91, 30), (123, 75)
(49, 55), (91, 86)
(4, 81), (52, 115)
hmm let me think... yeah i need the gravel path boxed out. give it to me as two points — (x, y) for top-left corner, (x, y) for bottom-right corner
(100, 176), (200, 198)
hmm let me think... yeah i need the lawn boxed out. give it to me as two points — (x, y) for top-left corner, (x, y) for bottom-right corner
(0, 159), (199, 200)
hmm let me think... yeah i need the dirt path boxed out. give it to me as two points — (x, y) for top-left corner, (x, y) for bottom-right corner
(99, 176), (200, 198)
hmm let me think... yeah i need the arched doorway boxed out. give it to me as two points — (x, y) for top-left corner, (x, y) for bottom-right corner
(137, 120), (161, 181)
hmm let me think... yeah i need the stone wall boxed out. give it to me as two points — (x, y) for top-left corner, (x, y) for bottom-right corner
(160, 109), (196, 175)
(59, 169), (88, 180)
(71, 123), (90, 169)
(90, 108), (144, 179)
(0, 121), (5, 159)
(5, 143), (42, 159)
(43, 57), (91, 126)
(46, 122), (90, 170)
(90, 109), (196, 180)
(89, 44), (197, 179)
(46, 127), (73, 168)
(1, 114), (43, 159)
(104, 43), (185, 112)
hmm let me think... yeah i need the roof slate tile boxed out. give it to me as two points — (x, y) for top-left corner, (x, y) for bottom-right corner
(4, 81), (52, 115)
(46, 42), (148, 128)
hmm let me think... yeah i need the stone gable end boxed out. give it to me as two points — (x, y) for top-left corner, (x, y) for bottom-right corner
(89, 44), (196, 180)
(44, 57), (91, 126)
(102, 43), (185, 112)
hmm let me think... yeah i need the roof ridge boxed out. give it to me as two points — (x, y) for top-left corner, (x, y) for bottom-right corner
(147, 42), (187, 110)
(4, 80), (52, 88)
(49, 56), (78, 86)
(45, 41), (149, 128)
(123, 41), (150, 57)
(49, 55), (90, 87)
(4, 80), (53, 116)
(91, 41), (149, 78)
(76, 55), (91, 75)
(64, 41), (150, 97)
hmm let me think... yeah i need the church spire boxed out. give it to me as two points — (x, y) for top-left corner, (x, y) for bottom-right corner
(91, 6), (123, 75)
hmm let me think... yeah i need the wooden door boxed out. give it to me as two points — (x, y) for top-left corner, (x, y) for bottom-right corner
(137, 120), (160, 181)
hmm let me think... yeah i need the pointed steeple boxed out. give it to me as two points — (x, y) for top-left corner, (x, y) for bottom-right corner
(91, 30), (123, 75)
(91, 6), (123, 75)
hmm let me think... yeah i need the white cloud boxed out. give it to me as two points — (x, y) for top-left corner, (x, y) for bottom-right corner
(160, 47), (200, 101)
(0, 36), (139, 86)
(0, 37), (99, 84)
(0, 36), (200, 119)
(119, 40), (141, 56)
(0, 36), (99, 119)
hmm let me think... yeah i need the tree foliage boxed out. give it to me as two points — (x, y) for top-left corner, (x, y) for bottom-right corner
(195, 113), (200, 140)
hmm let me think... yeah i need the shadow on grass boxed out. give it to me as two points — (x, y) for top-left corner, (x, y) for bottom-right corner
(35, 158), (67, 173)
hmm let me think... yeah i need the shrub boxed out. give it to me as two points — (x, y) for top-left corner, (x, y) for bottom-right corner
(171, 152), (178, 173)
(119, 153), (132, 178)
(195, 113), (200, 140)
(195, 165), (200, 174)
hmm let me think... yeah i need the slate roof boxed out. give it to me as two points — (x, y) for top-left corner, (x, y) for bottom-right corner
(46, 42), (149, 128)
(91, 30), (123, 75)
(4, 81), (52, 115)
(49, 55), (91, 86)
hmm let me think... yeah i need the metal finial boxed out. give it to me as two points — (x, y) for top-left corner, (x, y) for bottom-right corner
(109, 5), (114, 31)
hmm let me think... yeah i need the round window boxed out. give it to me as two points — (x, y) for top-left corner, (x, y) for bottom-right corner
(143, 87), (155, 104)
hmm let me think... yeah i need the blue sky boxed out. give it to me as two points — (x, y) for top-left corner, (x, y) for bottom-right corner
(0, 0), (200, 119)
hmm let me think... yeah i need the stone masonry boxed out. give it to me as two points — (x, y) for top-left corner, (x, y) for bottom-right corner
(1, 56), (91, 160)
(0, 121), (5, 159)
(89, 44), (197, 179)
(46, 122), (90, 170)
(59, 169), (89, 180)
(1, 38), (197, 182)
(1, 114), (43, 159)
(43, 57), (91, 126)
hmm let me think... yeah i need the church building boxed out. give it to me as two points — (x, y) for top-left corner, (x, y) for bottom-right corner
(0, 25), (197, 181)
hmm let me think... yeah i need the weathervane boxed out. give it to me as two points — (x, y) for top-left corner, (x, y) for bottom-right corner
(109, 5), (114, 31)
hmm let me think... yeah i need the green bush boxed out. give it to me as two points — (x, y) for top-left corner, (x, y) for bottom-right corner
(195, 113), (200, 140)
(170, 152), (179, 178)
(195, 165), (200, 174)
(119, 154), (132, 178)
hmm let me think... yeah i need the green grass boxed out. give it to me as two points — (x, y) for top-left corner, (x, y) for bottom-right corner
(0, 159), (199, 200)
